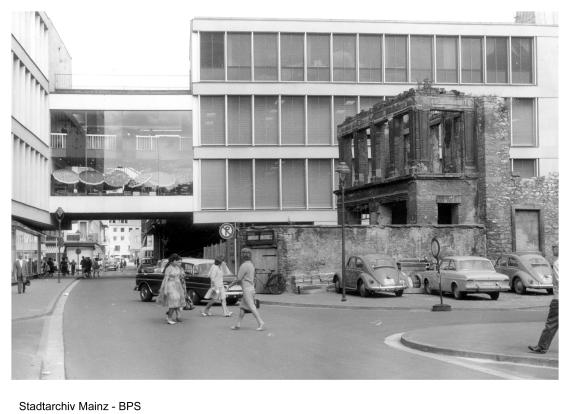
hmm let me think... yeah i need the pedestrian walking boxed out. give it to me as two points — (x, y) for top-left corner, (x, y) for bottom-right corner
(84, 257), (92, 278)
(227, 248), (265, 331)
(80, 256), (86, 277)
(60, 256), (69, 277)
(201, 255), (233, 317)
(529, 258), (559, 354)
(70, 259), (76, 276)
(13, 254), (28, 294)
(156, 254), (186, 325)
(47, 257), (56, 277)
(92, 258), (101, 278)
(119, 259), (124, 272)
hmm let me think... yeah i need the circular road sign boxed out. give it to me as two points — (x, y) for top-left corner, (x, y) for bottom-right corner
(431, 237), (441, 259)
(75, 248), (82, 255)
(219, 223), (235, 239)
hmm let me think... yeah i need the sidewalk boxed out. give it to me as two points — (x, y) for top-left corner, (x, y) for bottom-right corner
(12, 278), (558, 375)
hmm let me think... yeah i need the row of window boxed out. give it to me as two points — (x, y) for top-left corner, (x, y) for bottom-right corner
(200, 32), (534, 84)
(200, 95), (537, 147)
(201, 159), (336, 210)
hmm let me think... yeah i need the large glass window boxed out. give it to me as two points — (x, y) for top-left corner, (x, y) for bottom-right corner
(307, 34), (330, 81)
(411, 36), (433, 83)
(333, 34), (356, 82)
(436, 36), (458, 83)
(281, 33), (304, 81)
(281, 96), (305, 145)
(359, 35), (382, 82)
(512, 37), (533, 84)
(254, 96), (279, 145)
(282, 159), (305, 208)
(512, 98), (536, 146)
(334, 96), (357, 142)
(486, 37), (508, 83)
(201, 96), (225, 145)
(255, 159), (279, 209)
(360, 96), (383, 111)
(228, 160), (252, 208)
(201, 160), (226, 209)
(308, 159), (332, 208)
(461, 37), (483, 83)
(385, 35), (407, 82)
(200, 32), (225, 80)
(228, 96), (252, 145)
(50, 110), (193, 196)
(254, 33), (278, 81)
(227, 33), (251, 81)
(307, 96), (331, 145)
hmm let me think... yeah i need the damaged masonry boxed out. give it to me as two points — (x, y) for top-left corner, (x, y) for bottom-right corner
(336, 86), (558, 261)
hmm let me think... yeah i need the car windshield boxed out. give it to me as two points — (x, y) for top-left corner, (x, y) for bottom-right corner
(194, 263), (211, 276)
(457, 259), (494, 271)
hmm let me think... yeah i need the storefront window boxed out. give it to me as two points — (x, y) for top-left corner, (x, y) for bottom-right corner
(50, 110), (193, 196)
(13, 226), (41, 280)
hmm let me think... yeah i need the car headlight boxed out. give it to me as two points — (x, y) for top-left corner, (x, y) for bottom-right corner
(465, 280), (475, 288)
(368, 278), (375, 285)
(528, 279), (534, 285)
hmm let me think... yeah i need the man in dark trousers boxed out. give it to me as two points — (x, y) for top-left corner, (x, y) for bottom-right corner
(529, 259), (559, 354)
(13, 254), (28, 294)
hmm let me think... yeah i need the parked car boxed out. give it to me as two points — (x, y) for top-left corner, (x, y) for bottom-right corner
(134, 257), (243, 305)
(415, 256), (510, 300)
(333, 253), (407, 297)
(494, 252), (554, 295)
(397, 257), (431, 288)
(137, 257), (157, 274)
(104, 261), (118, 271)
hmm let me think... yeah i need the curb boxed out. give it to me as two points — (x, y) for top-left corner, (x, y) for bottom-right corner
(259, 299), (550, 312)
(400, 333), (558, 368)
(12, 278), (77, 322)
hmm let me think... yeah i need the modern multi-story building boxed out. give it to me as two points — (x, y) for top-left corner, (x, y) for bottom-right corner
(106, 220), (142, 261)
(11, 12), (71, 280)
(189, 16), (557, 229)
(11, 12), (558, 273)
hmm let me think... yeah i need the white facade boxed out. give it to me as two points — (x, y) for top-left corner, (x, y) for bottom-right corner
(11, 12), (54, 228)
(106, 220), (141, 259)
(190, 17), (558, 225)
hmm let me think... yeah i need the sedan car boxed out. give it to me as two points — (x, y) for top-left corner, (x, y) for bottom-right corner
(134, 257), (243, 305)
(333, 254), (407, 297)
(416, 256), (510, 300)
(494, 252), (554, 295)
(104, 261), (118, 271)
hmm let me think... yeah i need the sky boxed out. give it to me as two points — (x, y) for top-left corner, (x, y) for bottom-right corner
(14, 0), (549, 88)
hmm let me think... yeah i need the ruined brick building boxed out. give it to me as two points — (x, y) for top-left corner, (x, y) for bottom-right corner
(337, 87), (558, 260)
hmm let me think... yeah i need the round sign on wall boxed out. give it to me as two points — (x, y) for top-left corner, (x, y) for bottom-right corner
(219, 223), (235, 239)
(75, 248), (82, 255)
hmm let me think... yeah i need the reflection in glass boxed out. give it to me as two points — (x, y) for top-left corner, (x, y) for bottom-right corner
(50, 110), (193, 196)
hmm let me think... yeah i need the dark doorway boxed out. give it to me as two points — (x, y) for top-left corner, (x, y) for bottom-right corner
(438, 203), (458, 224)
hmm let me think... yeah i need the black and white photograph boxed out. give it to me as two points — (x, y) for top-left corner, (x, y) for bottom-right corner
(3, 0), (565, 413)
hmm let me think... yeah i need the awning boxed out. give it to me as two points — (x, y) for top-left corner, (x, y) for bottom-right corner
(52, 169), (79, 185)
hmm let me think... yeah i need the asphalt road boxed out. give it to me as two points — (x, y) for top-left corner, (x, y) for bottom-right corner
(62, 277), (557, 380)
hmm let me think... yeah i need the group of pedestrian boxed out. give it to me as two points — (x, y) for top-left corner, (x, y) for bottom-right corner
(80, 256), (93, 278)
(157, 248), (265, 331)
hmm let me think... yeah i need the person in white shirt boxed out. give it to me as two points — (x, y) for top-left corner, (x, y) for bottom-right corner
(13, 255), (27, 294)
(201, 256), (232, 317)
(529, 258), (559, 354)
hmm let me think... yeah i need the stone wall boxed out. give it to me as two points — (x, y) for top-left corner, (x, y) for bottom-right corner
(241, 224), (486, 292)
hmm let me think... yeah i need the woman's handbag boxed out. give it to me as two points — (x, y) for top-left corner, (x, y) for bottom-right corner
(183, 296), (195, 311)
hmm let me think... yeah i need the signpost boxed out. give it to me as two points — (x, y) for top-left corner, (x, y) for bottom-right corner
(219, 223), (236, 272)
(55, 207), (65, 283)
(431, 237), (451, 312)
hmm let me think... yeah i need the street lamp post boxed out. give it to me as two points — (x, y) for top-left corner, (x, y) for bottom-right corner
(336, 162), (351, 302)
(430, 237), (451, 312)
(55, 207), (65, 284)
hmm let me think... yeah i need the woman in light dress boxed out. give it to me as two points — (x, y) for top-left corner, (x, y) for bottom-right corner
(157, 254), (186, 325)
(201, 255), (233, 317)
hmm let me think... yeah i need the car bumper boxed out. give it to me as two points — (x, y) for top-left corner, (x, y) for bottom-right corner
(527, 283), (554, 289)
(463, 285), (510, 293)
(369, 285), (406, 292)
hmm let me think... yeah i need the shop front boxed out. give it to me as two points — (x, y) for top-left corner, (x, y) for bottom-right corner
(12, 221), (43, 282)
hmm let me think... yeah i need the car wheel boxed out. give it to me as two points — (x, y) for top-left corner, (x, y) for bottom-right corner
(489, 292), (500, 300)
(395, 290), (404, 297)
(334, 277), (342, 294)
(424, 279), (432, 295)
(188, 289), (201, 305)
(226, 297), (238, 306)
(452, 284), (464, 300)
(358, 280), (369, 297)
(139, 284), (153, 302)
(546, 288), (554, 295)
(513, 277), (526, 295)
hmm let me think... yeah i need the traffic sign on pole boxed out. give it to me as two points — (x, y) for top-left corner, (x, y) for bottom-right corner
(219, 223), (235, 239)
